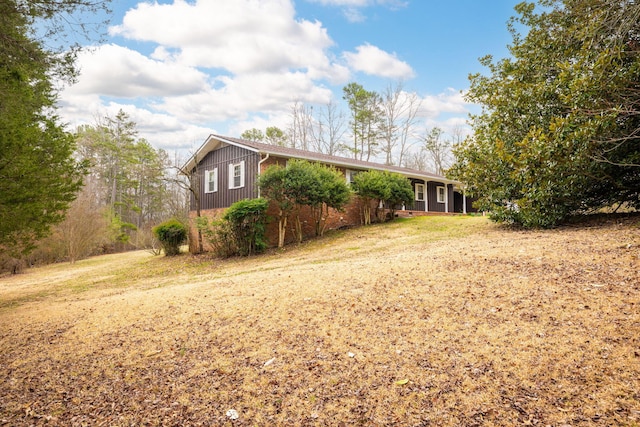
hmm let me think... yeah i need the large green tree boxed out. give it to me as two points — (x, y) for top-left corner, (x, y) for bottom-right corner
(258, 160), (351, 246)
(450, 0), (640, 227)
(0, 1), (108, 254)
(343, 82), (383, 161)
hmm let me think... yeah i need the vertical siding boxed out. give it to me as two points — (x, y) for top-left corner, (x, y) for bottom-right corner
(454, 192), (463, 213)
(407, 178), (425, 211)
(192, 145), (260, 210)
(447, 184), (454, 213)
(454, 192), (478, 213)
(427, 181), (445, 212)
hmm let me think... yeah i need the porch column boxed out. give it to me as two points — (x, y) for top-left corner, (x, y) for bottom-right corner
(445, 184), (449, 213)
(463, 193), (467, 214)
(424, 180), (429, 212)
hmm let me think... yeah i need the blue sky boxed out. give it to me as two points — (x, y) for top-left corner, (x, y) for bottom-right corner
(58, 0), (522, 160)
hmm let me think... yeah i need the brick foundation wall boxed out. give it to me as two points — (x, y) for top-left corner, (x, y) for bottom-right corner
(188, 208), (226, 253)
(264, 196), (374, 246)
(188, 197), (377, 253)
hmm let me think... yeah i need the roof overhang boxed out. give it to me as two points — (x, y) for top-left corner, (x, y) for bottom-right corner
(181, 134), (462, 189)
(181, 134), (260, 174)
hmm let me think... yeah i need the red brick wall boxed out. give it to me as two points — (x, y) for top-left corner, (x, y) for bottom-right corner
(189, 198), (377, 252)
(188, 208), (226, 253)
(263, 196), (374, 246)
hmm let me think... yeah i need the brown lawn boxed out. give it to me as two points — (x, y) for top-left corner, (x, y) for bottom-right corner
(1, 215), (639, 426)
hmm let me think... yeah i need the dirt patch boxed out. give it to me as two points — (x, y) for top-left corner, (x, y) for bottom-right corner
(1, 215), (639, 426)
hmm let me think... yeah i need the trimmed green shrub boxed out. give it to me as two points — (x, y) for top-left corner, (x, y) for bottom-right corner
(352, 170), (413, 224)
(153, 219), (187, 256)
(223, 198), (269, 256)
(383, 171), (415, 219)
(258, 160), (352, 246)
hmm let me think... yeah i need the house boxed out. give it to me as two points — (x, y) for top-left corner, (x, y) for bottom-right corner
(182, 134), (474, 250)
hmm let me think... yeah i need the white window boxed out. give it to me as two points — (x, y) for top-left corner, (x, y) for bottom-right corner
(346, 169), (361, 185)
(228, 161), (245, 189)
(204, 168), (218, 193)
(415, 183), (425, 201)
(437, 186), (446, 203)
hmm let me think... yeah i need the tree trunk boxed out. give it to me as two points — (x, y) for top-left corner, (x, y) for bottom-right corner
(294, 211), (303, 243)
(278, 215), (287, 248)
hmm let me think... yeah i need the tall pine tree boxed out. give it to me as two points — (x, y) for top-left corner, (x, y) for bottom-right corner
(0, 1), (107, 254)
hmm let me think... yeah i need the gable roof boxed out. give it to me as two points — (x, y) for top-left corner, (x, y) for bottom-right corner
(183, 134), (459, 185)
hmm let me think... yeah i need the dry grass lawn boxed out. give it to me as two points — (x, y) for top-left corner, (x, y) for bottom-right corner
(1, 215), (639, 426)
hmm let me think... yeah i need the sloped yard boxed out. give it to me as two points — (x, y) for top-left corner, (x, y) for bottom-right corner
(1, 215), (639, 426)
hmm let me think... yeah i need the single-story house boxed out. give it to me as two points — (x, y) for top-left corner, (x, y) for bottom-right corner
(182, 134), (474, 250)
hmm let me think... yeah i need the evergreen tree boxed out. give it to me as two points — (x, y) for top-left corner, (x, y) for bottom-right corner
(343, 82), (384, 161)
(450, 0), (640, 227)
(0, 1), (93, 254)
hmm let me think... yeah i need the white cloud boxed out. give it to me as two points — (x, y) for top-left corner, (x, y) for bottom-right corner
(342, 8), (366, 23)
(56, 0), (473, 158)
(57, 0), (350, 154)
(419, 88), (468, 118)
(110, 0), (337, 79)
(70, 44), (208, 98)
(343, 44), (415, 79)
(156, 72), (334, 124)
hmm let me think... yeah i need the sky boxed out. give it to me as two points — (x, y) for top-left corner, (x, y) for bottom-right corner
(57, 0), (522, 158)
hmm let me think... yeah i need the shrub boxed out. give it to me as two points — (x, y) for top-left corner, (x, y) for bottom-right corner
(258, 160), (352, 246)
(383, 171), (415, 219)
(352, 170), (413, 224)
(153, 219), (187, 256)
(196, 216), (237, 258)
(223, 198), (269, 256)
(352, 170), (390, 224)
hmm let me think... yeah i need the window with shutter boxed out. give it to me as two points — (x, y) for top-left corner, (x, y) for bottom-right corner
(228, 161), (245, 189)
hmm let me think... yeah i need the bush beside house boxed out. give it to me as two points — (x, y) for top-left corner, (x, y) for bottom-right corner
(153, 219), (187, 256)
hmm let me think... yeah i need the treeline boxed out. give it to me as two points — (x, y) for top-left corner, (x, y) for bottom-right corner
(1, 110), (187, 273)
(240, 82), (463, 174)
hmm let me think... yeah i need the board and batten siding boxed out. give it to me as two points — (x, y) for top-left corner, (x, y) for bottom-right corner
(191, 144), (260, 210)
(426, 181), (455, 213)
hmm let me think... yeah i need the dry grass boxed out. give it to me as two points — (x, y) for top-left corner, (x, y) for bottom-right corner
(1, 215), (639, 426)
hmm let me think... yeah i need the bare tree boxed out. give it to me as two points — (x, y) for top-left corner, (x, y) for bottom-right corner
(314, 100), (347, 156)
(289, 101), (314, 150)
(379, 82), (421, 166)
(396, 91), (422, 167)
(449, 124), (467, 146)
(403, 147), (430, 172)
(421, 127), (452, 175)
(58, 184), (110, 263)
